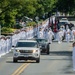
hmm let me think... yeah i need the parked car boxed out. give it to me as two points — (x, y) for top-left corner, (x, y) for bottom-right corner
(13, 39), (40, 63)
(33, 38), (50, 55)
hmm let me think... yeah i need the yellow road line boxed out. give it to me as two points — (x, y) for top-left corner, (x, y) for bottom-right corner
(12, 63), (30, 75)
(16, 63), (30, 75)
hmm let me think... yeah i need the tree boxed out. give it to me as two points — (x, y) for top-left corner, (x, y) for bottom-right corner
(56, 0), (75, 14)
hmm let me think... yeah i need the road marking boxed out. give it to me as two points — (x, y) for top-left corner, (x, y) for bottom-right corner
(16, 63), (30, 75)
(12, 63), (30, 75)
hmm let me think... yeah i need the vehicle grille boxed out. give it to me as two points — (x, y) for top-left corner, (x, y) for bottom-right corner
(19, 50), (33, 53)
(42, 45), (45, 47)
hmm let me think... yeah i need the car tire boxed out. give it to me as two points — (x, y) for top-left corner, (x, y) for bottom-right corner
(36, 58), (40, 63)
(13, 58), (17, 62)
(47, 45), (49, 55)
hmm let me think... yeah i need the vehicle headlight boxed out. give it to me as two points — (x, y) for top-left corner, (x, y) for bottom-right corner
(33, 50), (38, 53)
(16, 50), (20, 52)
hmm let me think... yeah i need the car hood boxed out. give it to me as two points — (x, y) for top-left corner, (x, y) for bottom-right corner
(14, 47), (39, 50)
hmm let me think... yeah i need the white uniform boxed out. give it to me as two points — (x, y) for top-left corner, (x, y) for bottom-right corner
(65, 29), (71, 42)
(57, 30), (63, 43)
(44, 29), (48, 39)
(62, 28), (66, 37)
(12, 34), (18, 46)
(72, 46), (75, 71)
(6, 38), (10, 53)
(37, 30), (44, 39)
(71, 29), (75, 41)
(0, 40), (2, 57)
(1, 38), (6, 55)
(47, 30), (54, 43)
(20, 31), (25, 39)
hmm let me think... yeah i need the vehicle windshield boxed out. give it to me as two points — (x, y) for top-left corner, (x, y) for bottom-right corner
(36, 39), (47, 43)
(58, 22), (68, 26)
(16, 42), (38, 47)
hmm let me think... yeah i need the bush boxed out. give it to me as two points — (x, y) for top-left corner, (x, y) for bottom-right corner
(26, 21), (36, 26)
(1, 27), (14, 34)
(14, 24), (22, 29)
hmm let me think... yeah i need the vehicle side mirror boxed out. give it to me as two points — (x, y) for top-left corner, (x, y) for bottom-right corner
(12, 45), (16, 50)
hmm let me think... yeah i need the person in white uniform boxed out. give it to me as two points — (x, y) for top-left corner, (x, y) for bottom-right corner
(65, 28), (71, 42)
(60, 27), (66, 41)
(71, 28), (75, 41)
(1, 37), (6, 56)
(0, 38), (2, 57)
(43, 28), (48, 40)
(72, 42), (75, 71)
(6, 36), (10, 53)
(47, 28), (54, 43)
(57, 29), (63, 44)
(37, 28), (44, 39)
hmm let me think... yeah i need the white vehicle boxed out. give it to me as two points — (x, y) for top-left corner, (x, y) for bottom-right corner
(58, 18), (70, 29)
(13, 39), (40, 63)
(59, 18), (69, 23)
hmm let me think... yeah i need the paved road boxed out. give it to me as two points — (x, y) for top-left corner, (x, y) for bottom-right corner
(0, 42), (75, 75)
(70, 21), (75, 25)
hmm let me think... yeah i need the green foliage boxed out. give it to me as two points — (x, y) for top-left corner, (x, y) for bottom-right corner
(56, 0), (75, 13)
(0, 0), (75, 30)
(14, 24), (22, 29)
(1, 27), (14, 33)
(26, 21), (36, 26)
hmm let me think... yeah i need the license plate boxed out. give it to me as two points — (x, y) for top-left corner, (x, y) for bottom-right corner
(21, 54), (28, 57)
(24, 55), (28, 57)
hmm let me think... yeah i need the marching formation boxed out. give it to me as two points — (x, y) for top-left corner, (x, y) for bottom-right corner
(0, 20), (48, 57)
(0, 19), (75, 58)
(37, 23), (75, 43)
(37, 25), (75, 44)
(0, 28), (35, 57)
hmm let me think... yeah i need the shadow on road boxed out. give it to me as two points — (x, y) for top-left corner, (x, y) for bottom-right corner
(6, 60), (37, 63)
(50, 51), (72, 56)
